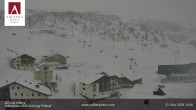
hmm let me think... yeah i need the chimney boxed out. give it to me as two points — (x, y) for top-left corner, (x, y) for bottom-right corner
(35, 85), (39, 88)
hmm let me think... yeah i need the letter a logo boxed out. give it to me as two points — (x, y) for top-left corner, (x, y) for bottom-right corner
(8, 2), (21, 14)
(5, 0), (25, 26)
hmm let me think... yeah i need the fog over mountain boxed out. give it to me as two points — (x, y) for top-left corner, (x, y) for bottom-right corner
(0, 0), (196, 28)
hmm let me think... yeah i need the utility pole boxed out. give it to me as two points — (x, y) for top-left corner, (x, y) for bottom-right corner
(174, 51), (178, 64)
(150, 43), (153, 53)
(103, 27), (106, 39)
(113, 36), (115, 48)
(129, 58), (134, 69)
(71, 25), (74, 38)
(89, 28), (92, 45)
(141, 39), (144, 52)
(124, 36), (128, 51)
(125, 37), (127, 51)
(90, 31), (92, 45)
(82, 41), (87, 48)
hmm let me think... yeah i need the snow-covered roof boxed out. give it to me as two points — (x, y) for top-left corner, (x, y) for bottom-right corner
(34, 80), (42, 84)
(0, 77), (51, 96)
(51, 79), (58, 83)
(34, 67), (40, 72)
(112, 73), (142, 81)
(46, 62), (60, 64)
(42, 61), (64, 65)
(135, 84), (163, 94)
(9, 53), (21, 59)
(121, 84), (166, 99)
(37, 63), (52, 70)
(79, 71), (142, 84)
(126, 74), (142, 81)
(11, 54), (35, 60)
(45, 53), (66, 59)
(102, 69), (142, 81)
(0, 79), (15, 88)
(38, 62), (49, 67)
(158, 63), (196, 75)
(79, 73), (104, 84)
(110, 75), (122, 82)
(170, 73), (196, 77)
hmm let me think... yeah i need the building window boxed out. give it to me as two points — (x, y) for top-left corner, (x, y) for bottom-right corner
(38, 94), (41, 96)
(93, 94), (96, 97)
(21, 93), (23, 96)
(12, 86), (14, 89)
(44, 67), (48, 70)
(92, 83), (96, 92)
(15, 93), (17, 96)
(101, 93), (105, 95)
(83, 87), (85, 90)
(32, 93), (34, 96)
(111, 86), (113, 89)
(82, 83), (86, 86)
(17, 86), (20, 90)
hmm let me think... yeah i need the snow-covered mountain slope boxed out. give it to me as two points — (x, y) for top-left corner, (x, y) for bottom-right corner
(0, 10), (196, 99)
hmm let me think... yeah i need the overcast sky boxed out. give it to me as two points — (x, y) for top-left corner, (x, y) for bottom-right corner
(1, 0), (196, 28)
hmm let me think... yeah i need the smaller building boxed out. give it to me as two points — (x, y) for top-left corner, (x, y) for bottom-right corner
(41, 54), (68, 70)
(158, 63), (196, 83)
(34, 63), (56, 90)
(10, 54), (36, 70)
(168, 74), (196, 83)
(79, 73), (112, 99)
(0, 77), (51, 100)
(79, 72), (142, 99)
(34, 63), (58, 92)
(153, 88), (166, 96)
(110, 75), (142, 88)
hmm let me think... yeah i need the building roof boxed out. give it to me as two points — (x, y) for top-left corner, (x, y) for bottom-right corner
(34, 67), (40, 72)
(110, 72), (142, 82)
(38, 63), (52, 69)
(0, 77), (51, 96)
(12, 54), (36, 60)
(79, 73), (105, 84)
(158, 63), (196, 76)
(120, 77), (133, 84)
(170, 73), (196, 77)
(110, 75), (122, 82)
(110, 75), (120, 79)
(45, 54), (66, 60)
(79, 71), (142, 85)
